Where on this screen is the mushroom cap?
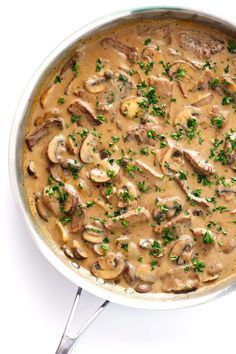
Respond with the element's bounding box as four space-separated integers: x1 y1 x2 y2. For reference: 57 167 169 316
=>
72 240 88 260
47 135 66 164
91 253 124 280
56 220 69 242
42 185 61 217
120 96 144 119
82 225 105 243
90 158 120 183
161 146 185 176
170 235 195 265
174 106 201 131
79 133 98 164
63 184 79 216
84 76 107 93
35 192 49 221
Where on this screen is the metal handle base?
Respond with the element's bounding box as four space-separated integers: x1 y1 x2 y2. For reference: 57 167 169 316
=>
55 287 110 354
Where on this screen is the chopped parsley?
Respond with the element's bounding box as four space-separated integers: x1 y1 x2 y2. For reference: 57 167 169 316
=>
96 58 103 72
192 258 205 272
176 67 186 79
144 38 151 46
54 75 62 84
57 97 65 105
203 229 214 244
211 115 224 128
137 181 149 192
227 40 236 53
150 259 158 270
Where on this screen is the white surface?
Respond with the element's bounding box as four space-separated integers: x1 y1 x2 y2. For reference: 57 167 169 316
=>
1 1 236 353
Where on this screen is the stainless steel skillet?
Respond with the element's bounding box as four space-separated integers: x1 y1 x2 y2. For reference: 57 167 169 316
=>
8 7 236 353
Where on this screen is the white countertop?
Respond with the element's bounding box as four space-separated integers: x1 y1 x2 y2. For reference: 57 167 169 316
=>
1 0 236 353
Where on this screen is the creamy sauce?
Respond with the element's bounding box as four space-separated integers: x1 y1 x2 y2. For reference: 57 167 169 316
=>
23 19 236 294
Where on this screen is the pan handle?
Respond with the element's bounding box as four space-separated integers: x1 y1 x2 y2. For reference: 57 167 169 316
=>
55 287 110 354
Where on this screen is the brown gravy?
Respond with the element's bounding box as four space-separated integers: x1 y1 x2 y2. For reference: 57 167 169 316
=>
23 19 236 294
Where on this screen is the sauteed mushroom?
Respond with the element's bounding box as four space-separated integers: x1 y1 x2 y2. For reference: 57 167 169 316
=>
91 253 124 280
47 135 66 163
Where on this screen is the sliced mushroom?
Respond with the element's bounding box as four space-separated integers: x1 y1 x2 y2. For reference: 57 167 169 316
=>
217 180 236 200
91 253 124 280
161 267 200 293
40 84 53 109
120 96 145 119
174 177 211 208
27 161 37 177
56 220 69 242
154 212 191 234
174 106 201 132
68 99 101 125
61 159 83 175
169 60 197 98
66 135 79 155
153 196 183 224
47 135 66 163
79 133 98 164
135 264 157 283
77 177 92 197
116 237 139 259
25 117 64 150
90 158 120 183
35 192 49 221
139 238 156 249
93 243 106 256
62 241 88 261
118 180 138 208
123 262 136 286
84 71 113 93
183 149 215 176
105 207 151 230
63 184 79 216
82 224 104 243
135 283 152 293
179 31 224 59
135 159 163 179
49 164 65 183
101 37 138 61
42 185 61 217
170 235 194 265
161 146 185 176
72 240 88 260
69 205 86 233
192 92 213 107
139 239 164 258
209 105 229 129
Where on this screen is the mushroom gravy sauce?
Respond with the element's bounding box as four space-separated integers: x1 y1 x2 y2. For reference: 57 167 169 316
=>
23 19 236 294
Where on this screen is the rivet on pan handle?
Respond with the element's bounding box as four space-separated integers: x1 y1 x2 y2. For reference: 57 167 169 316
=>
55 287 110 354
